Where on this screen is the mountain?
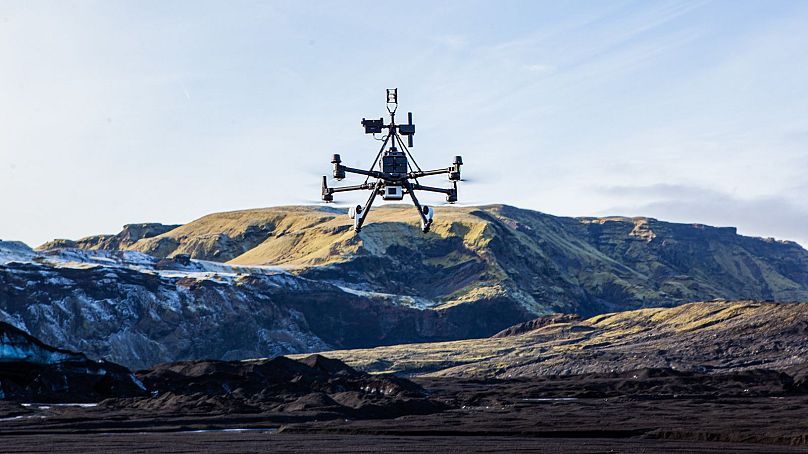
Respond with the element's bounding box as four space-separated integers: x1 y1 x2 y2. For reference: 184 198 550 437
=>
2 204 807 370
55 204 808 316
311 300 808 379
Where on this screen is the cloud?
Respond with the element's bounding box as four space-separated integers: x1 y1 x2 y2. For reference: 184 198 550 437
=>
598 184 808 247
433 34 467 50
524 64 555 74
1 1 808 249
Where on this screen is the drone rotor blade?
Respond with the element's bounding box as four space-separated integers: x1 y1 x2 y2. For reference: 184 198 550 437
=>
291 197 351 207
436 198 486 207
456 174 492 184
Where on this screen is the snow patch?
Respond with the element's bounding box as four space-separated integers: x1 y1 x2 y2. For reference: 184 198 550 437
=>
337 285 438 310
0 240 35 264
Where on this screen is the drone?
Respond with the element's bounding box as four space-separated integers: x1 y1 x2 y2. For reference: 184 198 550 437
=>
321 88 463 233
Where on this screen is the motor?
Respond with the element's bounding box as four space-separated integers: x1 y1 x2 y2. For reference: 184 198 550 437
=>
449 155 463 181
332 154 345 180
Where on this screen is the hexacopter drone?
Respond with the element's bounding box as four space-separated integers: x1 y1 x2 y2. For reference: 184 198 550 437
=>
321 88 463 233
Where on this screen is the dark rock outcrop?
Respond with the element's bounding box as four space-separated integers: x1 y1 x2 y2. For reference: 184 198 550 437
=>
114 354 443 418
493 313 581 337
0 322 146 402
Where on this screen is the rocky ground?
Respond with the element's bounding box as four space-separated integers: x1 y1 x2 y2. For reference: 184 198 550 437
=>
7 433 805 453
1 367 807 452
3 304 808 452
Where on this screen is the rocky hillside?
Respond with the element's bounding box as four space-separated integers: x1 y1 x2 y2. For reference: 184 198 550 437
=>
0 323 441 420
56 205 808 316
312 300 808 378
0 242 531 370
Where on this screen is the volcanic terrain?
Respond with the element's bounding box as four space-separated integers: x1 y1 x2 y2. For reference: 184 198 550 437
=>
2 301 808 452
2 205 808 451
3 205 808 371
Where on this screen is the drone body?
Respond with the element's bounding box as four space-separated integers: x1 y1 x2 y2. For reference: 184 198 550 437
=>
321 89 463 233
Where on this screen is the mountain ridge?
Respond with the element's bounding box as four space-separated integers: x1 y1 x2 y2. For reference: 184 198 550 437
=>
40 204 808 316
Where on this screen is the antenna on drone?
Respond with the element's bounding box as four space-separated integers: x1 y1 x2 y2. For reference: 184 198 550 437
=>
386 88 398 113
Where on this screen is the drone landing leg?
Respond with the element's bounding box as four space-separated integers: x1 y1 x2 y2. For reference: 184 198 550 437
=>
404 181 432 233
355 182 379 233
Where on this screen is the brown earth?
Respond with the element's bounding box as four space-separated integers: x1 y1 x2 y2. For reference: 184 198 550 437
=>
311 300 808 378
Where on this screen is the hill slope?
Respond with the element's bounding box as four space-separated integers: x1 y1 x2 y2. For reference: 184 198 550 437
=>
311 300 808 378
61 204 808 316
0 243 534 369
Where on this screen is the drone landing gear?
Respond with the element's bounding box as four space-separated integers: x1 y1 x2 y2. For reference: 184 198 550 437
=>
346 181 379 233
403 180 433 233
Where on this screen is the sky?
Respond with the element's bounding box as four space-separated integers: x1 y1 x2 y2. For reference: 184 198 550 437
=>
1 0 807 247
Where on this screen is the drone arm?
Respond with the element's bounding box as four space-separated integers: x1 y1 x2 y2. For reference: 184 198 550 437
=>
323 179 373 201
409 183 454 195
329 182 374 193
409 157 462 181
409 168 450 179
339 164 385 180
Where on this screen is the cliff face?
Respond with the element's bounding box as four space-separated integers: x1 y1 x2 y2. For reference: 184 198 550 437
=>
75 205 808 316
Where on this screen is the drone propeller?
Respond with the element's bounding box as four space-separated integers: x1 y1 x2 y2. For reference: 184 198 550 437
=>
437 200 486 207
290 197 352 208
455 172 491 184
431 187 485 206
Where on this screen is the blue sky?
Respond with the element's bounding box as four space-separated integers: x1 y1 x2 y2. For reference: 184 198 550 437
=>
2 0 807 247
